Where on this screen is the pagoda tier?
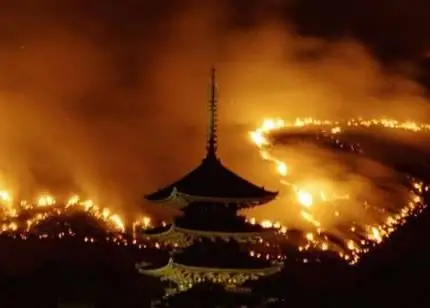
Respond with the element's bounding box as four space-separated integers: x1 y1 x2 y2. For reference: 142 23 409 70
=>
145 68 277 209
136 240 283 297
141 222 277 247
138 68 280 299
145 154 277 208
141 207 278 245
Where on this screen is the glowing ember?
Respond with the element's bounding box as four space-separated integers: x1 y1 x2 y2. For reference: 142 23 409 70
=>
248 117 430 264
297 190 313 208
0 191 11 202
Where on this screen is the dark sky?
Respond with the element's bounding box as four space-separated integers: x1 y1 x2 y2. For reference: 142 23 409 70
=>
3 1 430 61
288 0 430 62
0 0 429 217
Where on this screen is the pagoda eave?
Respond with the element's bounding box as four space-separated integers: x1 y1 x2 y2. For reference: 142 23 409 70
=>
136 257 283 297
140 224 193 247
144 187 188 209
145 188 278 209
136 258 283 279
140 223 278 244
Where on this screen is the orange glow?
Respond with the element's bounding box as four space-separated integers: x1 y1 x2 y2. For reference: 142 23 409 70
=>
248 117 430 264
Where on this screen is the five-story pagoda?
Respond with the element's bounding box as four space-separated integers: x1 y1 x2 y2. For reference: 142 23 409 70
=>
136 69 282 297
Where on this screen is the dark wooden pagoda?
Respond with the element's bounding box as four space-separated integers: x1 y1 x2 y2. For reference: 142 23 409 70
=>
136 68 282 297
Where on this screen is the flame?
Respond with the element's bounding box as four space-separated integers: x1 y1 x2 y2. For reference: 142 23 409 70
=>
37 195 56 207
0 116 427 266
0 191 146 235
248 117 430 264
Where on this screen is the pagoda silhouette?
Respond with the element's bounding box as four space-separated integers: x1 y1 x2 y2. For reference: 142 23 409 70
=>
136 68 283 297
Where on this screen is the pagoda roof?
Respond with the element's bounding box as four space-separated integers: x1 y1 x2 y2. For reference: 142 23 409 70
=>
140 222 277 243
136 257 283 277
136 258 283 297
145 155 277 203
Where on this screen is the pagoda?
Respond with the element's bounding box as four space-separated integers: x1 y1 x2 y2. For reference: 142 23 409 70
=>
136 68 283 297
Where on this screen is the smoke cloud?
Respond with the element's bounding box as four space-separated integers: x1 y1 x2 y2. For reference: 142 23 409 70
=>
0 1 428 220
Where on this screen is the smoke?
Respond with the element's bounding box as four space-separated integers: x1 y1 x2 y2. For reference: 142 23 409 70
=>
244 140 410 232
0 1 428 219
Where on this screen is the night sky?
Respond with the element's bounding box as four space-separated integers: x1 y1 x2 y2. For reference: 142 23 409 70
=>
0 0 429 217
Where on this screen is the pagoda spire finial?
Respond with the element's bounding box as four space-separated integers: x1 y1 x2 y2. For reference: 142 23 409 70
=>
206 67 218 159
